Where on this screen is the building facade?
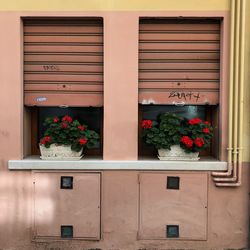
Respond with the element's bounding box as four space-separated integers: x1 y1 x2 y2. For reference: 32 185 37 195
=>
0 0 249 249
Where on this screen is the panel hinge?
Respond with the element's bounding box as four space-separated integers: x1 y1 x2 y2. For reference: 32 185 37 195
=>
137 174 141 184
136 231 140 240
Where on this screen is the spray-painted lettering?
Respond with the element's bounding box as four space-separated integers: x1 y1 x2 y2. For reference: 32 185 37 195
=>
43 65 60 71
168 91 201 102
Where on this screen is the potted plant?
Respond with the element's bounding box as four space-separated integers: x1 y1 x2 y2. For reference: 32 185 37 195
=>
141 113 213 161
39 115 100 160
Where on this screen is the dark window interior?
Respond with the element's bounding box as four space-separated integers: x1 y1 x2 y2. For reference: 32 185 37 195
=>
140 105 207 120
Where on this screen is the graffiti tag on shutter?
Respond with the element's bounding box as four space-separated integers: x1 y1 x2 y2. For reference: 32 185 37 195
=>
43 65 60 71
168 91 201 102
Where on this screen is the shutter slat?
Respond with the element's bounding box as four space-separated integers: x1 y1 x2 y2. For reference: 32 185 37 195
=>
24 18 103 106
139 90 219 105
24 45 103 53
24 73 103 82
139 72 219 80
140 52 219 60
24 35 103 43
25 83 103 92
25 93 103 107
139 82 219 89
24 54 103 63
140 42 219 51
24 64 103 73
24 26 103 33
139 62 219 70
139 19 220 105
140 23 220 31
140 33 220 41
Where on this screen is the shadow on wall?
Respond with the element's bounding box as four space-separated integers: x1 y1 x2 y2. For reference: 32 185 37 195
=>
0 168 103 249
0 169 32 249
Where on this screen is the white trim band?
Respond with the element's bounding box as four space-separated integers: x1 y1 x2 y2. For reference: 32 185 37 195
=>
8 156 227 171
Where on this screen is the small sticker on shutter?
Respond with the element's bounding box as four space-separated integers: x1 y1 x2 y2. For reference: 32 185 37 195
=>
36 97 47 102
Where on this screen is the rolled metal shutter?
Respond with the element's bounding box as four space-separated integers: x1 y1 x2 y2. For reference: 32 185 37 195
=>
24 18 103 106
139 19 220 105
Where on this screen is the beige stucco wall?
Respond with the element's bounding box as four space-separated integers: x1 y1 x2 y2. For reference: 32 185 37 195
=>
243 0 250 163
0 169 248 250
0 0 249 249
0 0 230 11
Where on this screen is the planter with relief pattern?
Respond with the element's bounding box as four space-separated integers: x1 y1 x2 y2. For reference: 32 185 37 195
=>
40 144 83 160
158 145 199 161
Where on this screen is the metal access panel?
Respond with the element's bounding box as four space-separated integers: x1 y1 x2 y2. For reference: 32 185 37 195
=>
138 173 208 240
33 171 101 240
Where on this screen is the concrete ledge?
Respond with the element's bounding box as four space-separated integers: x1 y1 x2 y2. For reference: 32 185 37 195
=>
8 156 228 171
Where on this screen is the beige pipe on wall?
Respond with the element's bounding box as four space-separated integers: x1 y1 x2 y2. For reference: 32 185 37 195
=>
216 0 245 187
212 0 236 179
213 0 245 187
213 0 239 182
212 0 235 178
215 0 240 182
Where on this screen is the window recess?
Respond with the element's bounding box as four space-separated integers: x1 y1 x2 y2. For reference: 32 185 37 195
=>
26 106 103 157
138 18 221 159
139 18 220 105
138 105 219 159
23 18 103 107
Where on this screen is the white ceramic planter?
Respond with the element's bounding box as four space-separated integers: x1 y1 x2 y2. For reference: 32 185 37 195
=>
39 144 83 160
158 145 199 161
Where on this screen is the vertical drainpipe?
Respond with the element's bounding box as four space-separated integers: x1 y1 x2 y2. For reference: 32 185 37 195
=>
213 0 246 187
216 0 245 187
212 0 235 178
237 0 246 185
214 0 240 182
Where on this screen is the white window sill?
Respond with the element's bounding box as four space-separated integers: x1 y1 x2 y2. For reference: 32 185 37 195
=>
8 156 227 171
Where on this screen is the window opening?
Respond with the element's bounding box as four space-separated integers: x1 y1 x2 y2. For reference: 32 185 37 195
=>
26 106 103 157
138 17 221 159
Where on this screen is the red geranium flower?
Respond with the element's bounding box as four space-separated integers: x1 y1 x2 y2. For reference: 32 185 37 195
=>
194 138 204 148
44 136 51 142
53 117 59 123
62 115 73 123
40 139 46 145
79 138 87 145
61 122 68 129
141 120 153 129
181 136 193 148
202 128 210 134
40 136 51 145
204 121 210 125
78 125 85 131
189 118 202 125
